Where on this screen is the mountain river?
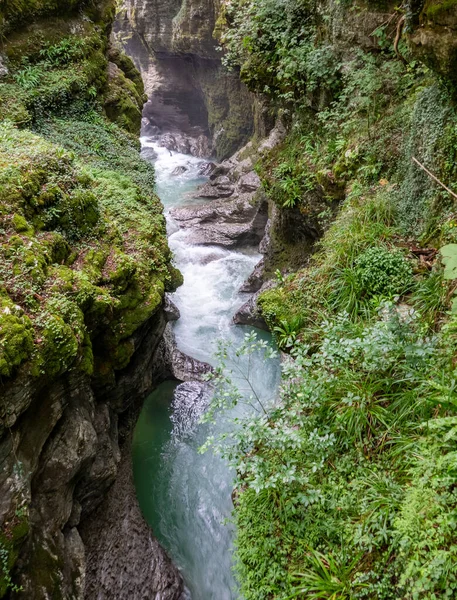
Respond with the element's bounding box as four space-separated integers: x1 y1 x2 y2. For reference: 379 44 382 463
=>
132 139 280 599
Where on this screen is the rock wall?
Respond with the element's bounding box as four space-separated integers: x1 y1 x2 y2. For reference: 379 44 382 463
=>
112 0 257 159
0 2 185 598
1 304 184 599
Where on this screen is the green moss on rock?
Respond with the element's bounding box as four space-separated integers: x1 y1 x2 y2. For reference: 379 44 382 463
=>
0 117 178 382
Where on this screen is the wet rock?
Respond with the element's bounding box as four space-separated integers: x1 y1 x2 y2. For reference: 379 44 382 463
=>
141 119 160 137
171 348 213 382
239 259 265 293
140 146 158 162
170 193 268 248
171 165 188 176
198 162 217 176
157 132 212 158
1 305 183 598
233 294 268 330
80 427 184 600
195 181 235 199
162 324 213 382
233 282 275 331
164 294 181 322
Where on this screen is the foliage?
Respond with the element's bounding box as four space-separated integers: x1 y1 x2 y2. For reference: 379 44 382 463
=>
0 119 173 380
214 2 457 600
354 246 413 298
220 0 318 104
206 303 457 599
440 244 457 280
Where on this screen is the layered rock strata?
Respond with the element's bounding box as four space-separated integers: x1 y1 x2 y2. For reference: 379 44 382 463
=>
112 0 257 159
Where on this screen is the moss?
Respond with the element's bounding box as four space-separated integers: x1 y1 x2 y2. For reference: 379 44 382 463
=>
103 62 144 134
107 47 145 96
31 313 79 377
0 116 175 380
166 266 184 292
423 0 457 18
0 0 179 389
11 214 32 234
0 295 34 378
0 507 29 597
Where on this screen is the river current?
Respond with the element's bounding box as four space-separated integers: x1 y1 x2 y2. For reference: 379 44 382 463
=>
132 139 280 599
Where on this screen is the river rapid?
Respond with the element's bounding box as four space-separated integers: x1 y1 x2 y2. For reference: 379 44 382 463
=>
132 139 280 599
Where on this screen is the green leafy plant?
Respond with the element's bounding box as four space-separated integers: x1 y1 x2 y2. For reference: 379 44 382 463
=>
354 246 413 298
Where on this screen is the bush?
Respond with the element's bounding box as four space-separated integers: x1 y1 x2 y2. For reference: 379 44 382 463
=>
354 246 413 298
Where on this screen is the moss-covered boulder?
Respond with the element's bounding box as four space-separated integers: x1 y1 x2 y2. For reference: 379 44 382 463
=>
0 121 176 387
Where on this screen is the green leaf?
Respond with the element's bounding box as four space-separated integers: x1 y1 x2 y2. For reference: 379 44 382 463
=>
440 244 457 280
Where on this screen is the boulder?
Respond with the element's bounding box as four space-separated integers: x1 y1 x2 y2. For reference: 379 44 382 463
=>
169 193 268 248
198 162 217 176
239 259 265 293
171 165 188 176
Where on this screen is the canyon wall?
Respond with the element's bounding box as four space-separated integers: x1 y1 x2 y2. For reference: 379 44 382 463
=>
113 0 261 159
0 2 185 597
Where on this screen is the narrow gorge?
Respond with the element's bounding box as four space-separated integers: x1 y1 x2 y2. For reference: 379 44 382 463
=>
2 0 457 599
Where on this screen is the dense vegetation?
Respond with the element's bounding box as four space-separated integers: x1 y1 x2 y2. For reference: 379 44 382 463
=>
207 0 457 598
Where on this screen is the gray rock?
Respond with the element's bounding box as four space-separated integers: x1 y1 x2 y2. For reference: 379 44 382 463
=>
213 175 231 185
80 428 184 600
239 258 265 293
1 306 183 599
233 281 276 330
169 193 268 248
163 323 213 382
198 162 217 176
171 165 188 176
164 294 181 321
258 119 287 154
140 146 158 162
0 55 8 78
209 164 231 180
195 181 235 199
233 294 269 330
239 171 261 193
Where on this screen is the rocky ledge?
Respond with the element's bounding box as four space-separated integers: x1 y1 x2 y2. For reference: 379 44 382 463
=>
168 125 288 248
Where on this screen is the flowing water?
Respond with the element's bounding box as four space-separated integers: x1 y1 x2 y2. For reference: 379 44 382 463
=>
132 139 280 599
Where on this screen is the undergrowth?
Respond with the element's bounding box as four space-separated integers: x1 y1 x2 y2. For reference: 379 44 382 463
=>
212 0 457 598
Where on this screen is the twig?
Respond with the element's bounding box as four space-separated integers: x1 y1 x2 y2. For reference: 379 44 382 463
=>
394 15 406 64
412 156 457 201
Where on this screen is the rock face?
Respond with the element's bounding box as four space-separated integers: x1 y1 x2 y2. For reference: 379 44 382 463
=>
112 0 256 159
80 420 184 600
162 323 213 382
169 140 269 247
1 306 184 600
407 1 457 81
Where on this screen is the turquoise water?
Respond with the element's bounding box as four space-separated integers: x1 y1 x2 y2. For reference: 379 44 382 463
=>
132 140 280 599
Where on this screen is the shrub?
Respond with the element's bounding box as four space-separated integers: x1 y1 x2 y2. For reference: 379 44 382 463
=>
354 246 413 298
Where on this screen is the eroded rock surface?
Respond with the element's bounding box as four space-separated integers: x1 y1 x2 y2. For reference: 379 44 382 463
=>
80 425 184 600
2 307 185 600
112 0 256 159
169 139 270 248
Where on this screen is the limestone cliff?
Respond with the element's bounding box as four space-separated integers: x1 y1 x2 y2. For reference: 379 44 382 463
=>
113 0 257 159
